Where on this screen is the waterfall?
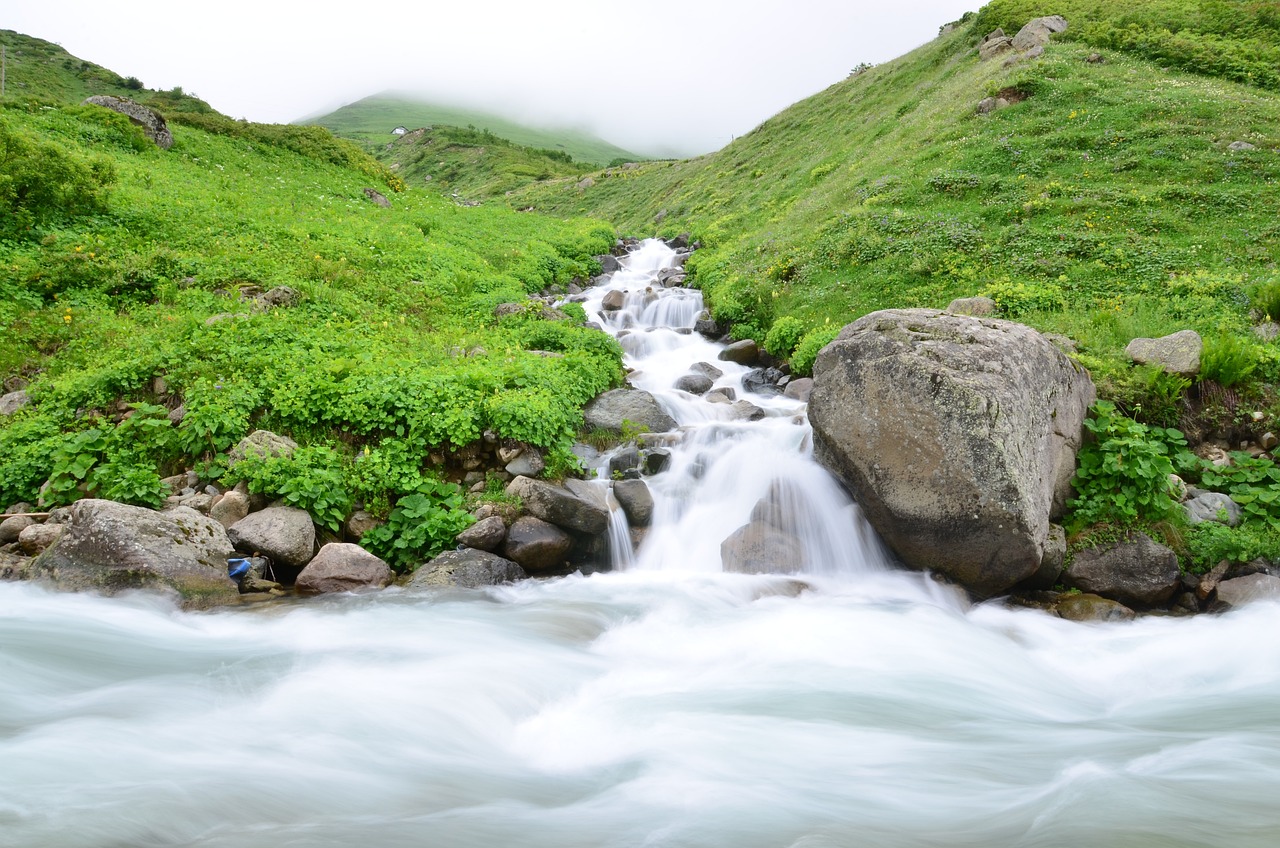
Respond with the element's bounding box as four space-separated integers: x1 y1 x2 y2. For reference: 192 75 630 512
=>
578 239 891 579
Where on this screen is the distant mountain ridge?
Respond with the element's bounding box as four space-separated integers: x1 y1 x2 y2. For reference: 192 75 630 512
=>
303 93 642 166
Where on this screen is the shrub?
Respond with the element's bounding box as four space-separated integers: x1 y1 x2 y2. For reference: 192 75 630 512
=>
789 325 841 378
0 116 115 235
1251 281 1280 323
223 444 353 533
764 316 806 358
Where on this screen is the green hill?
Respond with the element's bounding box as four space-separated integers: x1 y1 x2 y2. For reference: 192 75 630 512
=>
305 93 642 166
374 124 594 200
0 44 620 568
512 3 1280 562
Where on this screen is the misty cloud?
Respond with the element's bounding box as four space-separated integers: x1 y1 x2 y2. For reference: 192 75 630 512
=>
8 0 977 156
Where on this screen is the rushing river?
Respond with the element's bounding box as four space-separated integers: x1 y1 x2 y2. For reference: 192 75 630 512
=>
3 241 1280 848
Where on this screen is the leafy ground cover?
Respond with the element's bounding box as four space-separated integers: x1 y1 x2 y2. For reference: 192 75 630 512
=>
511 2 1280 566
0 95 618 565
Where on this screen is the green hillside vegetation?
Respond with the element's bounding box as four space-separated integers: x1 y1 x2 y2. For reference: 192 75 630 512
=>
307 93 641 166
375 124 593 200
0 94 618 566
512 4 1280 564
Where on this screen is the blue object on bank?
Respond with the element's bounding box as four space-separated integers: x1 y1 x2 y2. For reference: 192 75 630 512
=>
227 557 251 580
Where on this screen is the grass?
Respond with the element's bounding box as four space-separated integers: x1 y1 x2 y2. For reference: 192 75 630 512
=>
305 92 642 166
0 97 620 537
375 124 594 200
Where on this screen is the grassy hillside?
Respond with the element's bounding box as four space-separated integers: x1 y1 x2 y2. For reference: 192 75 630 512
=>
0 29 218 115
374 124 594 200
307 93 641 166
0 93 618 565
513 4 1280 563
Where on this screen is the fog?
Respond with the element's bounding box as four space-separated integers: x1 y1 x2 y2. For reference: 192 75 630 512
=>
7 0 977 156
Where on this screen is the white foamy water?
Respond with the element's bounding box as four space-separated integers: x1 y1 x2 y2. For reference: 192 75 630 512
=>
5 240 1280 846
4 577 1280 848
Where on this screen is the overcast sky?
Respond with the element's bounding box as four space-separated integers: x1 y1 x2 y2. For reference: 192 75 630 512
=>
7 1 977 155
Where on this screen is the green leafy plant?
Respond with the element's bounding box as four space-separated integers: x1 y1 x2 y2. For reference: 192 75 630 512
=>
223 444 352 533
360 478 474 572
1067 400 1190 531
1200 333 1258 387
44 403 178 508
764 316 806 358
1199 453 1280 530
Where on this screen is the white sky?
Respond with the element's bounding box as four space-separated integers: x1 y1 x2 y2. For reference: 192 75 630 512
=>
6 1 977 155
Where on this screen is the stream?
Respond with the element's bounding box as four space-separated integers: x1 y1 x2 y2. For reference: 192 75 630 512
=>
3 241 1280 847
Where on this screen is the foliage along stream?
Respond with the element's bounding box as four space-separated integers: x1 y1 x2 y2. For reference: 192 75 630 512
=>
3 241 1280 847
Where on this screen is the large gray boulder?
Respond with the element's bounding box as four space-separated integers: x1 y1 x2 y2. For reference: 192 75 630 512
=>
1064 532 1181 608
583 389 677 434
81 95 174 149
1214 573 1280 608
1125 330 1202 377
455 515 507 552
227 506 316 569
32 500 237 607
1011 15 1068 52
295 543 392 594
612 479 654 527
809 309 1095 597
506 476 609 536
409 549 527 589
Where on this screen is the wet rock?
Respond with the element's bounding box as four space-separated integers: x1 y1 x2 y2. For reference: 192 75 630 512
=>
731 400 767 421
1055 593 1136 622
584 389 677 434
229 430 298 466
608 447 642 479
718 339 759 366
743 368 784 396
1184 492 1243 527
784 378 814 402
809 308 1095 597
601 290 625 311
503 516 572 572
295 543 392 594
643 449 673 475
456 516 507 552
1065 532 1180 608
596 254 622 274
1214 573 1280 608
410 548 527 589
675 373 714 395
227 506 316 569
18 522 62 556
690 362 724 381
695 314 723 339
506 476 609 536
32 500 236 607
721 521 804 574
1125 330 1202 377
1022 524 1067 590
81 95 173 149
613 479 654 526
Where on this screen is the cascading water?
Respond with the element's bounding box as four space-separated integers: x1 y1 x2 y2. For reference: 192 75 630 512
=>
578 240 892 581
3 240 1280 848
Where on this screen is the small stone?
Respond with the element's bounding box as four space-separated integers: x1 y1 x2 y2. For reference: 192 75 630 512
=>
1261 432 1278 450
718 340 759 366
1227 141 1257 152
456 516 506 552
